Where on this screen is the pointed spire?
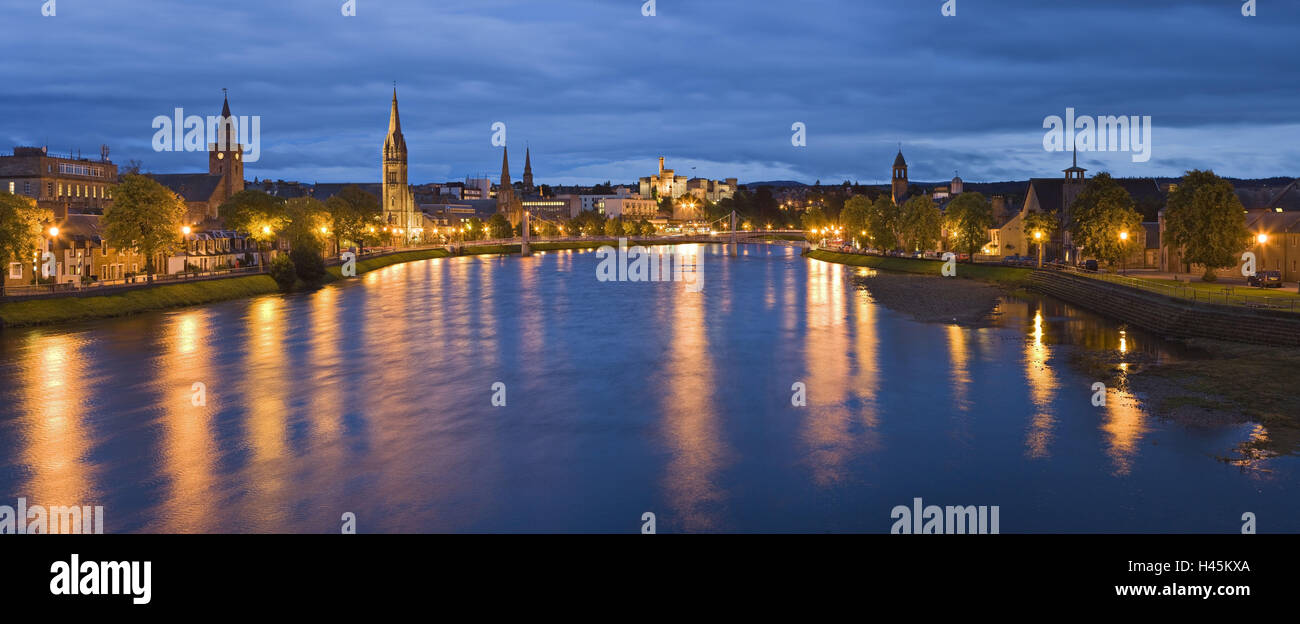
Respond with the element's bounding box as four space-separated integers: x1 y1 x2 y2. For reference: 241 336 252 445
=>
388 85 401 135
524 147 532 176
221 88 231 118
500 146 511 184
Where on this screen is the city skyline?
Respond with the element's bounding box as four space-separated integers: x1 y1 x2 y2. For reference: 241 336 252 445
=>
1 0 1296 185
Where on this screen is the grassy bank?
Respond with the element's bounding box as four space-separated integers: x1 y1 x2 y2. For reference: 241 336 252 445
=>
0 274 281 327
325 248 450 280
806 249 1033 287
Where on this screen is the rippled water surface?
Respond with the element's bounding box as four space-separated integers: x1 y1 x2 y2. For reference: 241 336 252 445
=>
1 245 1295 532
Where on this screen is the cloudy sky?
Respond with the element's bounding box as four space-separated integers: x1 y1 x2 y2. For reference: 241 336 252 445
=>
1 0 1296 185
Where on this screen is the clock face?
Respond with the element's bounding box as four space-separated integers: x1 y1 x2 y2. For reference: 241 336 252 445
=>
217 152 224 160
235 153 240 160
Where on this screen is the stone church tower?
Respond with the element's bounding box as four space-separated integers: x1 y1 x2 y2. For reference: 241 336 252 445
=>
891 149 909 205
497 146 522 226
382 88 418 241
208 91 245 208
522 147 534 196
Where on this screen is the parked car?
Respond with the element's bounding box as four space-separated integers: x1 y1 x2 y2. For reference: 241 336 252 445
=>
956 253 971 262
1247 270 1283 288
911 250 925 259
1082 259 1099 272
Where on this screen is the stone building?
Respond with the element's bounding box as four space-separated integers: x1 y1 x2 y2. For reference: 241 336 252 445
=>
381 88 420 242
148 94 246 226
639 157 736 202
0 145 117 218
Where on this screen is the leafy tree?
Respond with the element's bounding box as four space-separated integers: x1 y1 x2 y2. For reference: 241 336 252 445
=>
1069 173 1145 271
640 220 657 236
604 217 624 237
840 195 871 246
623 220 639 237
944 192 993 259
1021 210 1059 264
867 195 902 250
283 197 330 254
1164 169 1252 281
0 193 52 296
900 195 943 251
219 189 288 269
326 185 382 252
289 246 326 285
801 205 828 242
102 175 188 282
487 213 513 239
464 217 483 241
268 254 296 292
541 222 560 237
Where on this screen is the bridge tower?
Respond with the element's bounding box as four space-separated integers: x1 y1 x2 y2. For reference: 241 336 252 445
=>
521 210 531 257
729 210 738 256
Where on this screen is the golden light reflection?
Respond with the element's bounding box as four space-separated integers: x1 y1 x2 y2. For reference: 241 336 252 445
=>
802 259 857 486
661 274 727 531
18 332 98 513
155 309 218 532
947 324 971 413
242 296 290 530
1024 307 1058 458
1101 378 1147 476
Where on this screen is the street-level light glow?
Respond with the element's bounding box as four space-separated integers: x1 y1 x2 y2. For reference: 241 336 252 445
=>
262 226 272 235
1119 231 1129 241
320 226 329 234
1257 233 1269 244
1034 231 1042 240
48 226 59 237
181 226 192 235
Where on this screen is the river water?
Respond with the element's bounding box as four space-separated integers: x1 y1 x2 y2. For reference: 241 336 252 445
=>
0 244 1295 533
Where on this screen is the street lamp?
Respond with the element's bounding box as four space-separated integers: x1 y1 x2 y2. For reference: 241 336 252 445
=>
1119 230 1129 275
181 225 192 235
1034 230 1044 268
1257 233 1269 244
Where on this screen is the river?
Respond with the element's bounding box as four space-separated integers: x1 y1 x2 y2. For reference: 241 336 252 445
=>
0 244 1295 532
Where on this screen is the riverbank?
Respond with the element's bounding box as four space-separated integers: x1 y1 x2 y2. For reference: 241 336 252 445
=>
806 249 1033 286
808 249 1031 324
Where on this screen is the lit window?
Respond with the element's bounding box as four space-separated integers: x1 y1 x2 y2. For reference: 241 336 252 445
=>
7 263 21 279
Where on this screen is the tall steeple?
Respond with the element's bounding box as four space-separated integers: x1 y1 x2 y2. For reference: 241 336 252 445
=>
522 146 534 196
497 147 522 226
382 86 415 240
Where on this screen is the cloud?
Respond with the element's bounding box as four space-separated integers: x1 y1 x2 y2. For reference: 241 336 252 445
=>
0 0 1295 185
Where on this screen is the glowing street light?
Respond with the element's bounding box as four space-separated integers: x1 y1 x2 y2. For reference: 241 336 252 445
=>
181 225 192 235
1257 233 1269 244
48 226 59 237
261 226 272 235
1033 230 1044 267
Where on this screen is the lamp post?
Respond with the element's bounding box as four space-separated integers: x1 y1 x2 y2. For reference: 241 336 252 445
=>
1119 230 1129 275
1034 230 1044 268
46 226 59 292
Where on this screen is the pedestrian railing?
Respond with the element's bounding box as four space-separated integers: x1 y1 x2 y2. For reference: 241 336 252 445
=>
1055 266 1299 312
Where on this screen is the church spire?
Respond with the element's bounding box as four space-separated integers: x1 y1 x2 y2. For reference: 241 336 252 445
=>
388 86 402 135
221 88 231 118
522 146 534 195
500 146 511 185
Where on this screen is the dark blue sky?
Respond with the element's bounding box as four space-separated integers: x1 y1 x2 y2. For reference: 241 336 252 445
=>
1 0 1295 185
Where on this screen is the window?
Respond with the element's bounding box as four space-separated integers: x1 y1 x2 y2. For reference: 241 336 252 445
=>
7 263 21 279
6 181 12 193
46 182 53 197
23 182 31 195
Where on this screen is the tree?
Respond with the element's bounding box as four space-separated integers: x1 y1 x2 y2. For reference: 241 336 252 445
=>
487 213 513 239
1069 173 1145 271
801 205 828 242
867 195 902 250
326 185 382 252
102 175 187 281
944 192 993 259
899 195 943 251
464 217 484 241
1022 210 1059 264
267 254 296 292
0 193 52 296
541 222 560 238
604 217 624 237
840 195 871 246
219 189 288 269
1164 170 1252 281
623 219 640 237
640 220 657 236
283 197 330 253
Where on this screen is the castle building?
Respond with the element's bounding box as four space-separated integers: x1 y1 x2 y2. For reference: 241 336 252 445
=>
638 156 736 202
382 88 419 241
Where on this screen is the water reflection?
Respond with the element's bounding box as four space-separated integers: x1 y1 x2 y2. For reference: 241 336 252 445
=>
154 310 218 532
1024 306 1058 459
803 259 857 486
17 332 98 511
